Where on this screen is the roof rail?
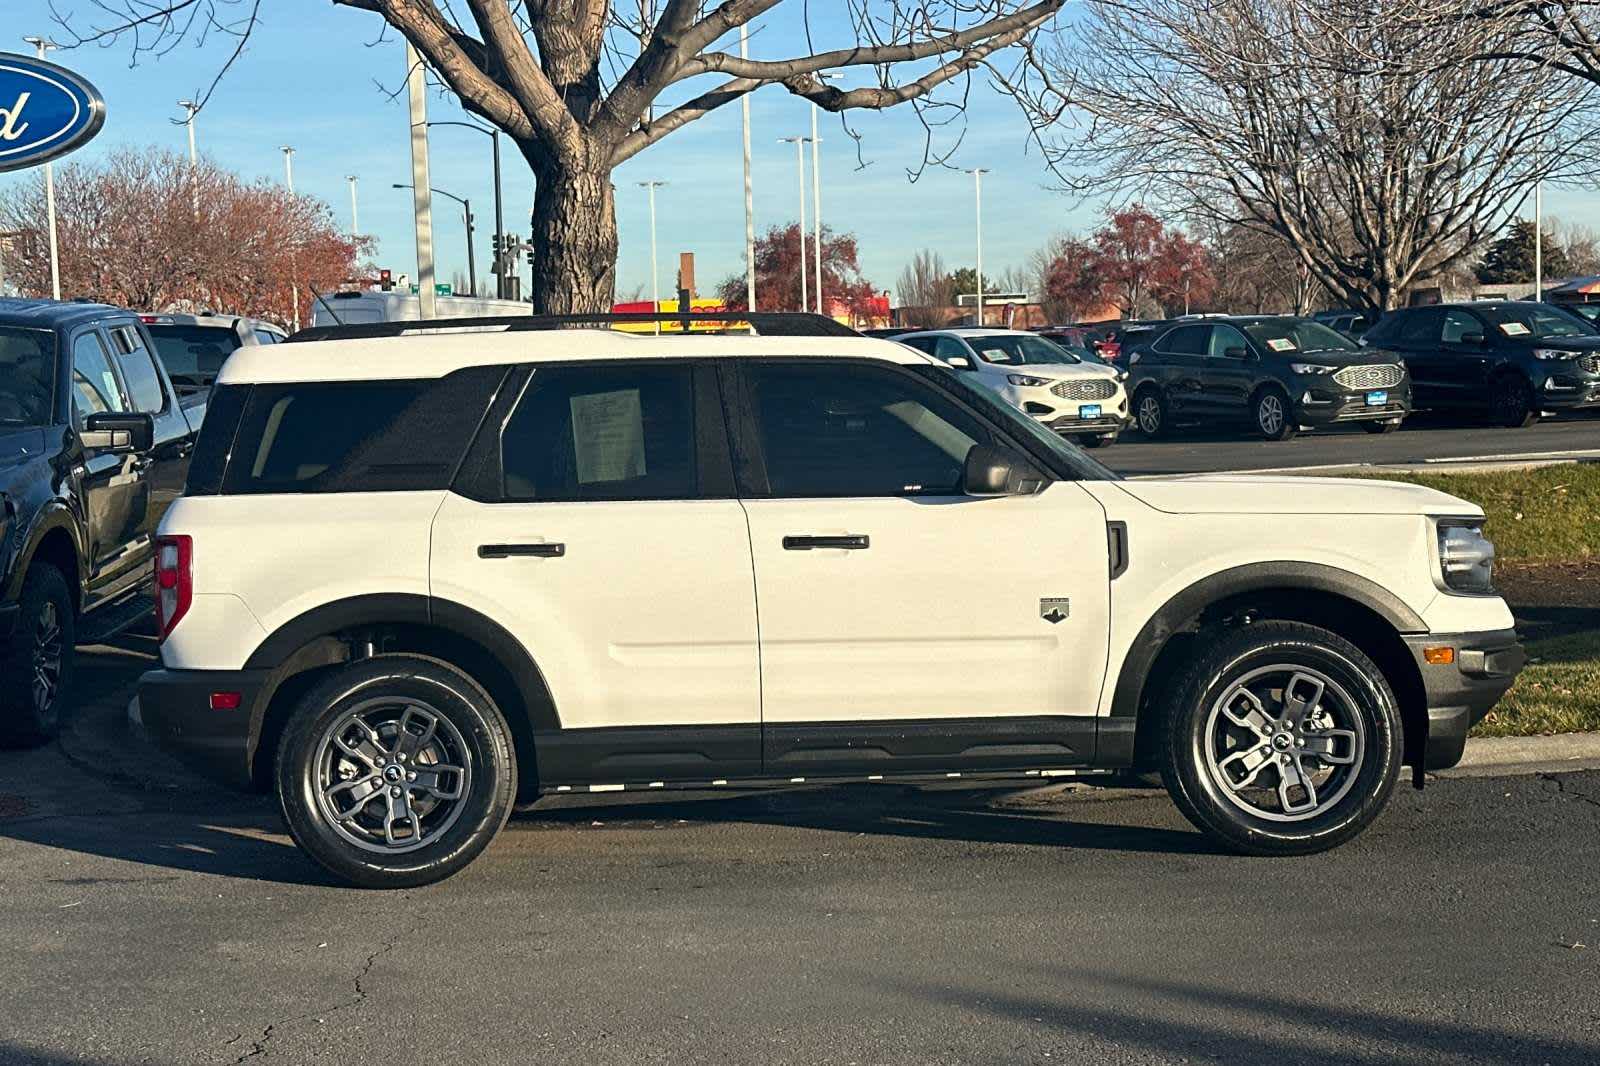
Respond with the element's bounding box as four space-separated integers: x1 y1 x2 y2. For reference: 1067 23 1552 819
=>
286 310 859 343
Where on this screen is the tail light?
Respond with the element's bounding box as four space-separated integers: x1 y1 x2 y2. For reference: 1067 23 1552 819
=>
154 535 193 640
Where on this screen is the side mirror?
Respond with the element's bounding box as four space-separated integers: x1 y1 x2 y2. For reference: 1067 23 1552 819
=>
82 411 154 454
1224 346 1255 361
962 443 1044 497
945 354 973 370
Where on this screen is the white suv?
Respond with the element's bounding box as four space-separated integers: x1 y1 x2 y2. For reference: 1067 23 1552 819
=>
138 317 1524 888
894 328 1130 447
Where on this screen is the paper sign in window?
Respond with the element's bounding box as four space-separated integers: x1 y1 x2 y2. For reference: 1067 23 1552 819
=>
1498 322 1530 336
1266 338 1297 352
570 389 645 484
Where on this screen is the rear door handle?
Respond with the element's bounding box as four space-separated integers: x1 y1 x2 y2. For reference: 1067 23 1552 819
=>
478 543 565 559
783 534 870 551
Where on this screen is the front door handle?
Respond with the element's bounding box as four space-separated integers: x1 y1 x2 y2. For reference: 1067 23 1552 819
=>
783 534 870 551
478 543 565 559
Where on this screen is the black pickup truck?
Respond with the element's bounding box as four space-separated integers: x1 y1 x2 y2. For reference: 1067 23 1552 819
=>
0 299 203 745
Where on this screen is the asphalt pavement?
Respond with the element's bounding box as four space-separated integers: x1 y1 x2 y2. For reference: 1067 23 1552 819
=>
2 637 1597 1065
1099 412 1600 476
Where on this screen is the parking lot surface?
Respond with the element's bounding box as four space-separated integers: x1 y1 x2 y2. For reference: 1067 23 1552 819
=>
2 635 1597 1065
1100 415 1600 475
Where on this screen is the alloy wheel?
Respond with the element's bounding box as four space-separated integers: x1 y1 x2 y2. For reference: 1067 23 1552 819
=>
1138 395 1162 434
1201 664 1366 822
313 698 473 853
30 601 63 715
1256 393 1285 437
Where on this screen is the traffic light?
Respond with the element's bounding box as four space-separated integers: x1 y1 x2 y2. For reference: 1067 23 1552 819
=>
378 268 393 292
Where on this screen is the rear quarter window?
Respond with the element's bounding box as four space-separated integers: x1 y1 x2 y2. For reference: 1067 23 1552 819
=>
217 366 509 495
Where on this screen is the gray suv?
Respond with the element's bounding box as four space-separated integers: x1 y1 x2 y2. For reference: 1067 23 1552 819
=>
139 313 287 394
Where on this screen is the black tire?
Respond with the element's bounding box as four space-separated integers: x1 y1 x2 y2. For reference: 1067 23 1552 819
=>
1134 388 1167 438
1158 621 1402 856
1489 373 1538 428
1253 386 1298 441
1362 419 1401 434
0 563 75 748
1079 432 1117 448
276 655 516 888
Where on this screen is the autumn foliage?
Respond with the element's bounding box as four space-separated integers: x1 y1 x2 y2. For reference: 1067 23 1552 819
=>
717 223 883 323
1045 205 1214 319
0 146 370 327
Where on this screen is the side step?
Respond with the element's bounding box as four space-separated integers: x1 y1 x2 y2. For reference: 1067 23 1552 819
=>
78 593 153 645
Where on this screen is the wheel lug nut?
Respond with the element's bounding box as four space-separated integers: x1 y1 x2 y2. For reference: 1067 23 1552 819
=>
407 772 417 781
390 786 402 797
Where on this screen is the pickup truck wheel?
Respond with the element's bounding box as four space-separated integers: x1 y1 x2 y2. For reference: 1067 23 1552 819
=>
276 655 516 889
0 563 75 748
1159 621 1402 855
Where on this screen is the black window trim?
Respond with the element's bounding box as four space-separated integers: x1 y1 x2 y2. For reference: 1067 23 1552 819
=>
720 355 1074 499
67 325 130 425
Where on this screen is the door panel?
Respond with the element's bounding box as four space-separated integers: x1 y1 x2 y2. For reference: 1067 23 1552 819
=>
1201 324 1256 415
69 329 148 593
1438 309 1493 402
428 362 760 746
1156 325 1210 413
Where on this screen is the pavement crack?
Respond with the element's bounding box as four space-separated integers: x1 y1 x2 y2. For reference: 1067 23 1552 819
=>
1540 772 1600 809
225 914 421 1062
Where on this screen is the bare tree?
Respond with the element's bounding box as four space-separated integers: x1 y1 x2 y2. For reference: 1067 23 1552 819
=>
61 0 1065 314
894 248 955 326
1042 0 1599 314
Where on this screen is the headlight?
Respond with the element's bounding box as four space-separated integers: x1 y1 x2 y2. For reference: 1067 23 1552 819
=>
1007 374 1050 387
1531 348 1578 361
1290 363 1337 375
1115 369 1129 381
1437 520 1495 593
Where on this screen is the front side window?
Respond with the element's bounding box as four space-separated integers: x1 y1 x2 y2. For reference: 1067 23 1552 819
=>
0 326 55 428
745 362 989 498
1441 310 1484 345
72 332 126 422
500 364 696 501
1207 324 1252 359
931 336 972 364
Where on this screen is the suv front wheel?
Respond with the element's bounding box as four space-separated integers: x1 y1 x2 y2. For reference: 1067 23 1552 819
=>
1253 387 1298 441
1159 621 1402 855
277 655 517 888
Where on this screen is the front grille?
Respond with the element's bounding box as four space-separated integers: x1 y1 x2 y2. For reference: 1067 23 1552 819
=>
1049 378 1116 401
1581 353 1599 375
1332 364 1403 389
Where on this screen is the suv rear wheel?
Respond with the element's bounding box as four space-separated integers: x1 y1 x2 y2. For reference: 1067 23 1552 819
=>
0 563 75 748
1158 621 1402 855
276 655 516 888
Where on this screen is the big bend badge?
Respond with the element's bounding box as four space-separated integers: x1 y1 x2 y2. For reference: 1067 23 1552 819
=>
1039 598 1070 625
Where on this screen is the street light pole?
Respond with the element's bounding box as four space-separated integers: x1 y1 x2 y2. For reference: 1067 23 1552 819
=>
178 100 200 216
428 121 506 298
1534 178 1544 302
280 146 295 192
394 184 474 296
965 168 990 326
347 175 360 235
637 181 666 334
405 43 438 319
281 145 299 328
740 25 756 312
24 37 61 300
779 137 809 312
811 72 842 318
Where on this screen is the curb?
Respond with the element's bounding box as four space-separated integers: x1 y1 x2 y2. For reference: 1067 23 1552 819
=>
1435 732 1600 778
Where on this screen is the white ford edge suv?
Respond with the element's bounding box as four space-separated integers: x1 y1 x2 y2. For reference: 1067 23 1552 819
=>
894 328 1131 447
137 315 1524 888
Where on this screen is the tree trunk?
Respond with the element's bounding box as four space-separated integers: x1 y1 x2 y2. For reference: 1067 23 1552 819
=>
527 158 617 314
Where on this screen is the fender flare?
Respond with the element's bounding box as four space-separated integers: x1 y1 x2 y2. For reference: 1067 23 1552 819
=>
4 502 83 603
243 593 560 731
1108 561 1428 720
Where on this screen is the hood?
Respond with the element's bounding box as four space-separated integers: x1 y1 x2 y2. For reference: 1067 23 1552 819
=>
1117 474 1480 517
1001 361 1120 381
1273 346 1400 367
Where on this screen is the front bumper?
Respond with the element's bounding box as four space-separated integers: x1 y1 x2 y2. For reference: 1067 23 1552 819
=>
1294 385 1411 426
138 667 272 790
1537 374 1600 411
1044 413 1130 436
1403 628 1526 770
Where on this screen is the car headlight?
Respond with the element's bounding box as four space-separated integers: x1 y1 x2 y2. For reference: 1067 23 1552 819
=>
1290 363 1337 375
1531 348 1578 361
1007 374 1050 387
1437 520 1495 593
1115 369 1129 381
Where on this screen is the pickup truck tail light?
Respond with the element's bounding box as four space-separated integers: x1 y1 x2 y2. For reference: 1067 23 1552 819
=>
154 535 193 640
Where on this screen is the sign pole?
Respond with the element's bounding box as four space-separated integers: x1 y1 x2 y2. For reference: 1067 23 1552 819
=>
23 37 62 300
406 43 438 320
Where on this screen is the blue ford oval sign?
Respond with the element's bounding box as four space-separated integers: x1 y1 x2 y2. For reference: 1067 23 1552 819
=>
0 53 106 173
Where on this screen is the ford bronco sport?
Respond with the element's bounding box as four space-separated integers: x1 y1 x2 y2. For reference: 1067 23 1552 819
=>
137 314 1525 888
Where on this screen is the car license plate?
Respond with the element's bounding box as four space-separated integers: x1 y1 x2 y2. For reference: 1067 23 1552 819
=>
1079 403 1102 419
1366 391 1387 406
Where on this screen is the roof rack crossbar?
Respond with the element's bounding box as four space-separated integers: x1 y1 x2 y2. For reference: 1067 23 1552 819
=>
287 311 859 343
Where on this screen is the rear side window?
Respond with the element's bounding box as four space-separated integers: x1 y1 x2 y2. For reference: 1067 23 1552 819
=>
500 364 696 501
1158 325 1210 355
146 325 241 385
0 326 55 428
218 366 508 495
113 329 168 414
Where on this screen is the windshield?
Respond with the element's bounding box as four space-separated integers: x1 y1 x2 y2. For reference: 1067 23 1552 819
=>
1569 304 1600 323
1242 319 1360 355
967 334 1081 366
145 324 241 385
1481 304 1599 340
910 364 1119 482
0 327 56 428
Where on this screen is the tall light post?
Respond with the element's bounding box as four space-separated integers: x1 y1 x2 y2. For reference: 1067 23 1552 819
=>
740 25 756 312
23 36 61 300
965 167 990 326
177 100 200 216
346 175 360 235
280 145 296 192
394 184 475 296
637 181 666 334
428 121 507 298
281 146 299 328
810 72 842 317
779 136 810 312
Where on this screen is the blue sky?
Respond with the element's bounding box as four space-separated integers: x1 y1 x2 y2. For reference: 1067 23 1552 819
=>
5 2 1593 302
